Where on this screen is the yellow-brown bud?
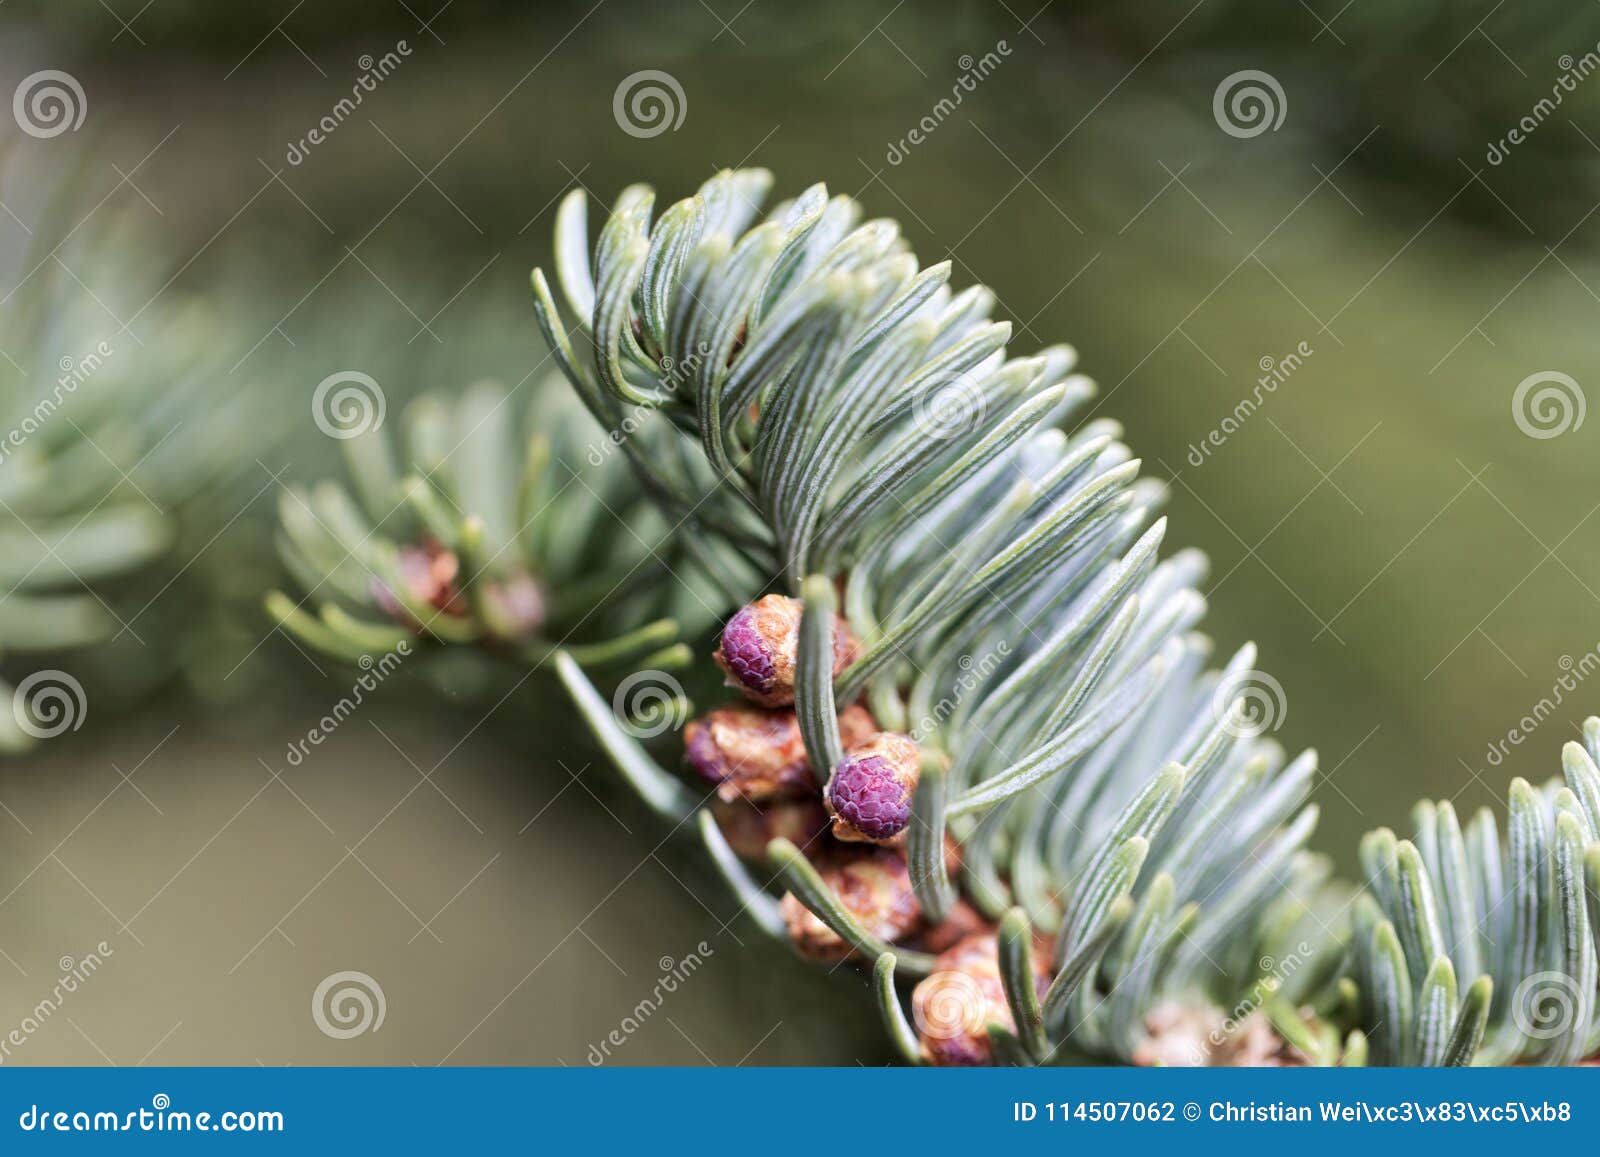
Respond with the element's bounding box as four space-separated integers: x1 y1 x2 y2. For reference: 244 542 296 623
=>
683 703 875 804
912 932 1049 1066
779 847 919 963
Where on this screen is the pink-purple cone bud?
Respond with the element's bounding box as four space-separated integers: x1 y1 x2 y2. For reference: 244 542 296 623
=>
713 594 858 708
826 732 920 843
482 571 546 640
371 540 466 626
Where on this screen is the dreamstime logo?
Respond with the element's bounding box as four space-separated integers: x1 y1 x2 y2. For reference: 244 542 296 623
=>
1511 970 1583 1041
1186 341 1313 467
12 70 87 138
1512 371 1585 440
312 970 386 1039
612 670 688 739
284 641 411 767
1484 644 1600 768
585 342 712 465
1211 668 1286 738
12 670 87 740
0 340 114 467
613 70 686 139
885 40 1012 164
912 969 988 1041
1487 44 1600 165
312 370 386 440
1188 941 1314 1063
585 942 713 1064
0 941 113 1064
285 40 411 165
1212 70 1286 139
908 642 1011 743
913 371 987 442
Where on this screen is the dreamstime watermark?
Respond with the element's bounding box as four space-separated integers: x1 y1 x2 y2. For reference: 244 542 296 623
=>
912 968 988 1041
0 943 113 1064
912 368 989 443
1211 667 1286 739
312 370 387 439
285 41 412 165
1511 370 1585 440
0 341 114 467
585 943 714 1064
908 642 1011 743
1484 644 1600 768
1213 70 1286 139
885 41 1012 165
613 70 686 138
12 70 86 138
1189 940 1314 1063
312 970 386 1039
585 342 712 466
1511 970 1584 1041
11 670 87 740
1487 46 1600 165
284 642 411 767
17 1096 284 1134
611 669 688 739
1186 341 1313 467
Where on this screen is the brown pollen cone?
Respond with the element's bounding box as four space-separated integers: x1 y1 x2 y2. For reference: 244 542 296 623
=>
1131 1002 1308 1067
683 703 875 805
779 846 920 963
908 900 992 956
711 797 830 861
912 932 1050 1067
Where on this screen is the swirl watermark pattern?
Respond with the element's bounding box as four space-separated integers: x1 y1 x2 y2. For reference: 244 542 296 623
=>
312 370 387 440
1511 970 1583 1041
13 70 87 138
1512 371 1585 439
613 70 686 139
913 371 987 442
312 970 386 1039
1211 668 1287 738
12 670 87 740
912 969 988 1041
1213 70 1286 139
612 670 689 739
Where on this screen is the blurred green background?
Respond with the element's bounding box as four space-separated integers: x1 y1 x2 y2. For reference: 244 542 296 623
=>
1 0 1598 1063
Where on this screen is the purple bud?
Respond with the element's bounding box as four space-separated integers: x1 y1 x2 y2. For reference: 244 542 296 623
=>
826 732 921 843
829 755 912 840
713 594 858 708
717 605 780 698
